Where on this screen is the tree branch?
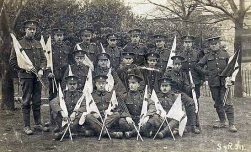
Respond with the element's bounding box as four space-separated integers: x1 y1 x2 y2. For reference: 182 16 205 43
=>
227 0 238 14
244 4 251 14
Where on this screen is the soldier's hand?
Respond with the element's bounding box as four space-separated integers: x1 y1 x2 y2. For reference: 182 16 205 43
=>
105 110 113 116
126 117 133 124
60 111 68 121
160 111 167 119
225 77 232 88
38 69 43 77
93 113 100 118
70 112 76 121
48 72 55 78
142 116 149 125
191 83 195 89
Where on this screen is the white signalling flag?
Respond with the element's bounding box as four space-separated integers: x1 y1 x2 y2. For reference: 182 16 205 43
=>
105 68 114 92
151 89 166 119
106 90 118 114
83 67 93 95
138 85 149 127
58 83 69 127
46 35 53 70
167 94 187 137
166 36 176 68
10 33 33 71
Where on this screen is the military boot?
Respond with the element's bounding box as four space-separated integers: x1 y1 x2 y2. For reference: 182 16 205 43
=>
110 131 123 139
124 129 137 138
213 109 227 128
23 126 33 135
225 106 237 132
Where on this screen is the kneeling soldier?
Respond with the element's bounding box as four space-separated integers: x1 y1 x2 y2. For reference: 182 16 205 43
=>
154 77 200 139
119 74 156 138
84 75 123 138
50 74 86 140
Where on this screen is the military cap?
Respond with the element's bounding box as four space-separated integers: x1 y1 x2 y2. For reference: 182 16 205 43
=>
145 52 160 60
158 77 173 85
206 36 221 44
128 74 143 82
23 19 39 28
93 75 108 82
51 28 66 34
122 52 135 58
153 34 167 40
80 28 94 34
65 72 79 83
106 33 118 40
181 35 195 42
96 53 110 60
171 55 185 64
128 28 141 35
72 49 87 56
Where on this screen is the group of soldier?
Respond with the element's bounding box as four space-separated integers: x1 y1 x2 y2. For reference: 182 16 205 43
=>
9 18 237 141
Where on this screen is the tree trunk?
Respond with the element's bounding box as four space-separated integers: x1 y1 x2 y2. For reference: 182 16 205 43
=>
233 17 244 98
0 6 15 110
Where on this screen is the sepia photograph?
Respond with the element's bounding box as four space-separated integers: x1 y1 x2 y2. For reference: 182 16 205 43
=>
0 0 250 151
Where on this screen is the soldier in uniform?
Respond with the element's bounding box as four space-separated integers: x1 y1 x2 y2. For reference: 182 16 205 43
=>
165 55 192 96
123 28 147 66
153 77 200 139
195 36 237 132
105 33 122 69
93 52 126 93
61 49 89 90
178 35 204 128
119 74 156 138
117 52 143 91
141 52 163 92
151 34 170 72
74 28 99 62
84 75 124 138
50 74 87 139
9 19 48 135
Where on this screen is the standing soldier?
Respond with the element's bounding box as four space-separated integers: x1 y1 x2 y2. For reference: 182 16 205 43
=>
61 49 89 90
196 36 237 132
74 28 99 62
105 33 122 70
119 74 156 138
123 28 147 66
141 52 163 92
9 19 49 135
178 35 204 128
50 74 87 140
117 52 143 91
151 34 170 72
84 75 123 138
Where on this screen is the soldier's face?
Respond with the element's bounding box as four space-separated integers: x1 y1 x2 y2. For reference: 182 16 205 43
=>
210 42 220 51
183 41 193 49
54 33 64 42
98 59 109 68
128 81 140 91
96 81 107 91
67 82 78 91
108 39 117 47
131 35 140 44
122 57 134 66
25 27 36 38
173 63 182 71
160 83 171 93
74 55 85 65
155 40 165 48
147 58 158 67
81 33 92 42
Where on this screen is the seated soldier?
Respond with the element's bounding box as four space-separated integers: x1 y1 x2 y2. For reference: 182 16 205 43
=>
141 52 163 92
153 77 200 139
117 52 143 91
93 52 126 93
119 74 156 138
84 75 123 138
50 74 87 140
61 49 89 90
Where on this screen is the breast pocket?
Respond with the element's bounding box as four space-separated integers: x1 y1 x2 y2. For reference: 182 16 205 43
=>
207 57 215 70
218 57 227 68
